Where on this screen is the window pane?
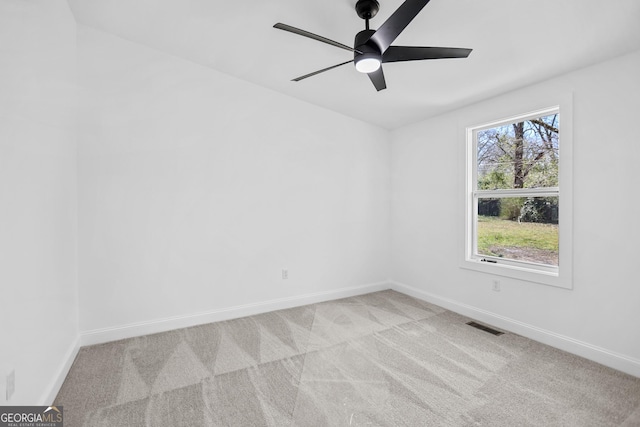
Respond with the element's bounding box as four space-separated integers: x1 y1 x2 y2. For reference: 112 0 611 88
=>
477 197 559 266
477 114 559 190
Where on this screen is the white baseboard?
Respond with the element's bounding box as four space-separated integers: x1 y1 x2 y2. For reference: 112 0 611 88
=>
42 335 80 405
390 280 640 378
80 281 391 347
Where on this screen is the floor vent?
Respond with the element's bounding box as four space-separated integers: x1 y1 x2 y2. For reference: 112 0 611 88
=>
466 321 504 336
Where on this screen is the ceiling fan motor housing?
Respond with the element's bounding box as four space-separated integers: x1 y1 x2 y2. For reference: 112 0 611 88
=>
354 29 382 71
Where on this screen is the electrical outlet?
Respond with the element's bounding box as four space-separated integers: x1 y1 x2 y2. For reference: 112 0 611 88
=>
492 280 501 292
282 269 288 280
6 369 15 401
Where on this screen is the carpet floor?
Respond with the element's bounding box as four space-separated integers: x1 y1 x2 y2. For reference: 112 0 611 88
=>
55 290 640 426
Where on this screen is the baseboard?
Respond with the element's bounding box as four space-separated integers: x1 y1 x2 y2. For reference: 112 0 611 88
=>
80 281 391 347
390 280 640 378
41 335 80 405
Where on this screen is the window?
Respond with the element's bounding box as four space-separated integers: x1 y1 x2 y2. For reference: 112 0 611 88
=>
464 106 572 288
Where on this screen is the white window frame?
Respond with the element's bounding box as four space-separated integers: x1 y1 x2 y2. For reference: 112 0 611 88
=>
463 105 573 289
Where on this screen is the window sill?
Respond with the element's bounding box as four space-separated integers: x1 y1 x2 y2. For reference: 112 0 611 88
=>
460 258 572 289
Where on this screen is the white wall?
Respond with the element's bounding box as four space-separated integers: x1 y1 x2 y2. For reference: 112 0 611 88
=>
391 50 640 372
76 28 390 335
0 0 78 405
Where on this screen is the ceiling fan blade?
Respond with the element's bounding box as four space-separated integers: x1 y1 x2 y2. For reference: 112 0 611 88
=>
274 23 360 53
367 67 387 91
292 60 354 82
383 46 472 62
369 0 431 53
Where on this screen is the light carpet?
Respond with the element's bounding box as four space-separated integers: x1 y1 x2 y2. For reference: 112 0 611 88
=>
55 290 640 426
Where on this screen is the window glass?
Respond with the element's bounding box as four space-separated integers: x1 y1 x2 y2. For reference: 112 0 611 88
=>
477 114 559 190
476 196 559 266
469 109 560 272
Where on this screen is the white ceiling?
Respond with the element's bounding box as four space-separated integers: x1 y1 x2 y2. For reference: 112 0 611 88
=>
67 0 640 129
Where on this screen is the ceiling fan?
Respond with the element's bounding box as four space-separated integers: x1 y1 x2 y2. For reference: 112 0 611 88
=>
274 0 472 91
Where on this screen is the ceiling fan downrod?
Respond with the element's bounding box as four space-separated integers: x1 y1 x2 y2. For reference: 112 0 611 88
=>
356 0 380 30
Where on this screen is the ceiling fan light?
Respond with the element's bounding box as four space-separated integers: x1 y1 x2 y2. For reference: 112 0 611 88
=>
355 57 381 73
